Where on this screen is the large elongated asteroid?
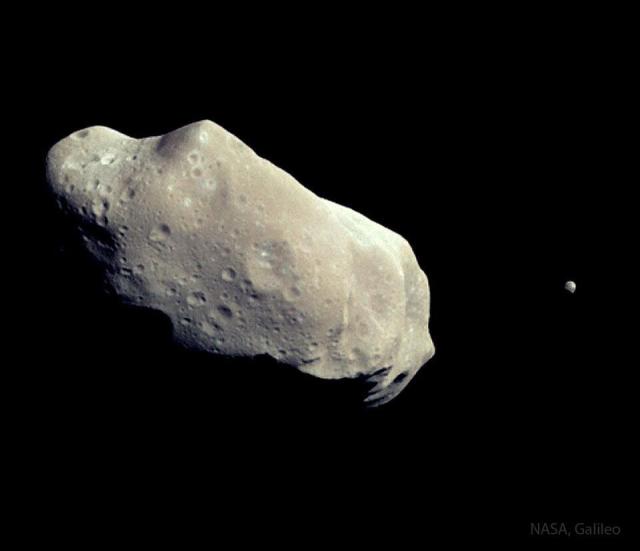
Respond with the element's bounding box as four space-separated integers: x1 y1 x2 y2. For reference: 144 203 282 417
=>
46 120 435 406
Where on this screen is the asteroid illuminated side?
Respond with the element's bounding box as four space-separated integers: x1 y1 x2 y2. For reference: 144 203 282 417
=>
45 120 435 406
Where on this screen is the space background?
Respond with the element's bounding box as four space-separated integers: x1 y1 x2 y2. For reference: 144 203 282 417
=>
9 9 633 545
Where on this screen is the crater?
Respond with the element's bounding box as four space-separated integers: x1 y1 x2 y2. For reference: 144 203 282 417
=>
217 305 233 318
149 224 171 242
221 267 237 282
187 291 207 306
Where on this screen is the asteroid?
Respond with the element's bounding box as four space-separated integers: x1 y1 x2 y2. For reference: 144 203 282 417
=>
565 280 576 294
45 120 435 406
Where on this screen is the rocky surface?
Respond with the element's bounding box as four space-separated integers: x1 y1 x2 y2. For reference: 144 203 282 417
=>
45 120 435 406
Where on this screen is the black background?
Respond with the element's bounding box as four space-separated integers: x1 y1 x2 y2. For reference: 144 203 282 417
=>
12 8 634 546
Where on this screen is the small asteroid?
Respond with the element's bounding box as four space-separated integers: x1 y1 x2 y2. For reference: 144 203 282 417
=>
565 280 576 294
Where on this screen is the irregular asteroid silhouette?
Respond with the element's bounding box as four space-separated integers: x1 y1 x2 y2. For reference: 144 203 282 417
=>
46 120 435 406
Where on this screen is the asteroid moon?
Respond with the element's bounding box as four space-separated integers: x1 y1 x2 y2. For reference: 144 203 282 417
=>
46 120 435 406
